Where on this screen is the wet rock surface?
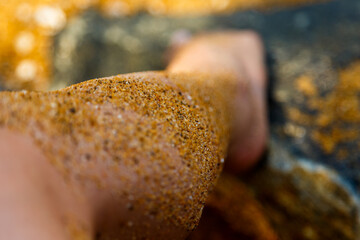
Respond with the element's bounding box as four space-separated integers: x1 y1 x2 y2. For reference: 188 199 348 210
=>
248 139 359 239
50 0 359 238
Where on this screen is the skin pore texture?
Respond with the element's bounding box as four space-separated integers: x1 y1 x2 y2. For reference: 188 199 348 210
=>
0 32 267 239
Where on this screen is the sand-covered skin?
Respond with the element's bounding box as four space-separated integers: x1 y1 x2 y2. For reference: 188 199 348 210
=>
0 71 239 239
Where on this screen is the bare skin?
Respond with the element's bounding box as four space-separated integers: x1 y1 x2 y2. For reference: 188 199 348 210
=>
0 31 267 239
0 130 92 240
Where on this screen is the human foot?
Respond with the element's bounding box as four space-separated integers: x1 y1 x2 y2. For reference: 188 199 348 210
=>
0 71 238 239
0 31 267 239
167 31 268 173
223 32 268 173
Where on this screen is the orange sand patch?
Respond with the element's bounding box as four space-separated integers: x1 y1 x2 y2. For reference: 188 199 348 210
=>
290 61 360 156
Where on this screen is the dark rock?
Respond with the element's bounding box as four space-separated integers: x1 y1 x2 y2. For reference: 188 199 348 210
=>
248 139 359 239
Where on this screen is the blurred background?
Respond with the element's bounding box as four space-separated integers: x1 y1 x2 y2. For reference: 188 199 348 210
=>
1 0 360 239
0 0 332 90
